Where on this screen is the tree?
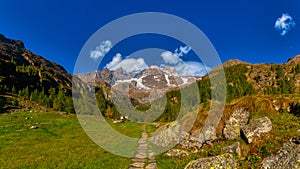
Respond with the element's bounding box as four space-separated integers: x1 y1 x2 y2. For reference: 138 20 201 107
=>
53 89 65 111
64 97 75 114
11 97 18 106
275 65 284 79
0 96 6 109
105 107 113 118
48 88 56 108
11 85 16 94
24 87 29 100
30 89 39 102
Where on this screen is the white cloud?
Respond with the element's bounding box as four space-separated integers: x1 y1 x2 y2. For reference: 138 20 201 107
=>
161 45 192 65
104 45 209 77
90 40 113 60
177 46 192 56
160 45 210 76
106 53 122 69
106 53 148 72
275 13 296 36
161 51 180 64
174 62 211 76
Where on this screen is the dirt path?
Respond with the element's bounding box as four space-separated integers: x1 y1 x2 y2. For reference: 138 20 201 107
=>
129 124 157 169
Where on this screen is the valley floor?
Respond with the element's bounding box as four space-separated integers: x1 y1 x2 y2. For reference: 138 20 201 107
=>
1 104 300 168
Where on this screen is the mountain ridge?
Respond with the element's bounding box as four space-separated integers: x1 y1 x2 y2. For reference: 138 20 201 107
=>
0 34 72 94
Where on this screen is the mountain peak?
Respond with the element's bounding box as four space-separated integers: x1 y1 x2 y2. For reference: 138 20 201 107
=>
222 59 248 67
0 33 71 94
0 34 24 48
286 54 300 64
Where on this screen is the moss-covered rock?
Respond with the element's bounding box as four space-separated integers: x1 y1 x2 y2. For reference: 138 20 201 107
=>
184 153 236 169
223 107 250 140
241 116 272 143
261 137 300 169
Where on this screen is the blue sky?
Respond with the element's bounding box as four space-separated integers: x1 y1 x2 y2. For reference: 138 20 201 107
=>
0 0 299 74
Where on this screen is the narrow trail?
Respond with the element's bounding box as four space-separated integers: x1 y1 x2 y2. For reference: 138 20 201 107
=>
129 124 157 169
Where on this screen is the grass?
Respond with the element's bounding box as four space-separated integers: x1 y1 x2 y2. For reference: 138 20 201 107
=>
0 111 143 169
1 95 300 168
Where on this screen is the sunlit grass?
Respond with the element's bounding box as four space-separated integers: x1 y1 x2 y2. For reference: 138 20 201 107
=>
0 111 139 169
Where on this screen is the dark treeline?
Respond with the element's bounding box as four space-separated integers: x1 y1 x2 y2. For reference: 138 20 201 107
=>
95 87 120 119
13 86 74 113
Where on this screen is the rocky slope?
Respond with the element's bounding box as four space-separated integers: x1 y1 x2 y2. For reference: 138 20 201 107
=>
0 34 72 94
75 65 201 104
148 55 300 168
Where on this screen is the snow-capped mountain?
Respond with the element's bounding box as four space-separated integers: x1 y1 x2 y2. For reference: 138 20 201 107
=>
113 66 200 90
76 66 202 103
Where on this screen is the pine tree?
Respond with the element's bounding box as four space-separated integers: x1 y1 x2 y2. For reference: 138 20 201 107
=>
64 97 75 114
24 87 29 100
11 97 18 106
48 88 56 108
0 96 6 109
11 85 16 94
53 89 65 111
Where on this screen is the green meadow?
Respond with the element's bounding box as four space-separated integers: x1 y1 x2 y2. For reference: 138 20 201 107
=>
0 111 143 169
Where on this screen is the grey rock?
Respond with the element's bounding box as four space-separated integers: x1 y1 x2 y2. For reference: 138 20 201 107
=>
149 122 188 148
113 120 123 124
145 163 157 169
30 125 39 129
130 162 145 168
131 158 146 163
198 125 218 144
184 153 237 169
179 134 203 153
166 149 189 157
179 126 217 153
223 108 250 140
241 116 272 143
223 142 241 157
261 138 300 169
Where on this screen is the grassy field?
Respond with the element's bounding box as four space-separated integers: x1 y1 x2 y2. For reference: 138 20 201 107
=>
0 111 143 169
1 102 300 169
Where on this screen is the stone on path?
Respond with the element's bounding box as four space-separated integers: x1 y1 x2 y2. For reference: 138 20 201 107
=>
131 158 146 162
129 124 158 169
130 162 145 168
145 163 157 169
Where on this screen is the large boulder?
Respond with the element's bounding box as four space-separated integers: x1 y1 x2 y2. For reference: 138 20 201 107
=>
241 116 272 143
197 125 218 145
261 138 300 169
223 107 250 140
184 153 237 169
149 122 188 148
179 125 217 153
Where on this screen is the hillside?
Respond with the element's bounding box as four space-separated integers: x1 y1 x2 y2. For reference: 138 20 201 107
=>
0 34 72 93
0 34 73 113
73 54 300 168
77 54 300 122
